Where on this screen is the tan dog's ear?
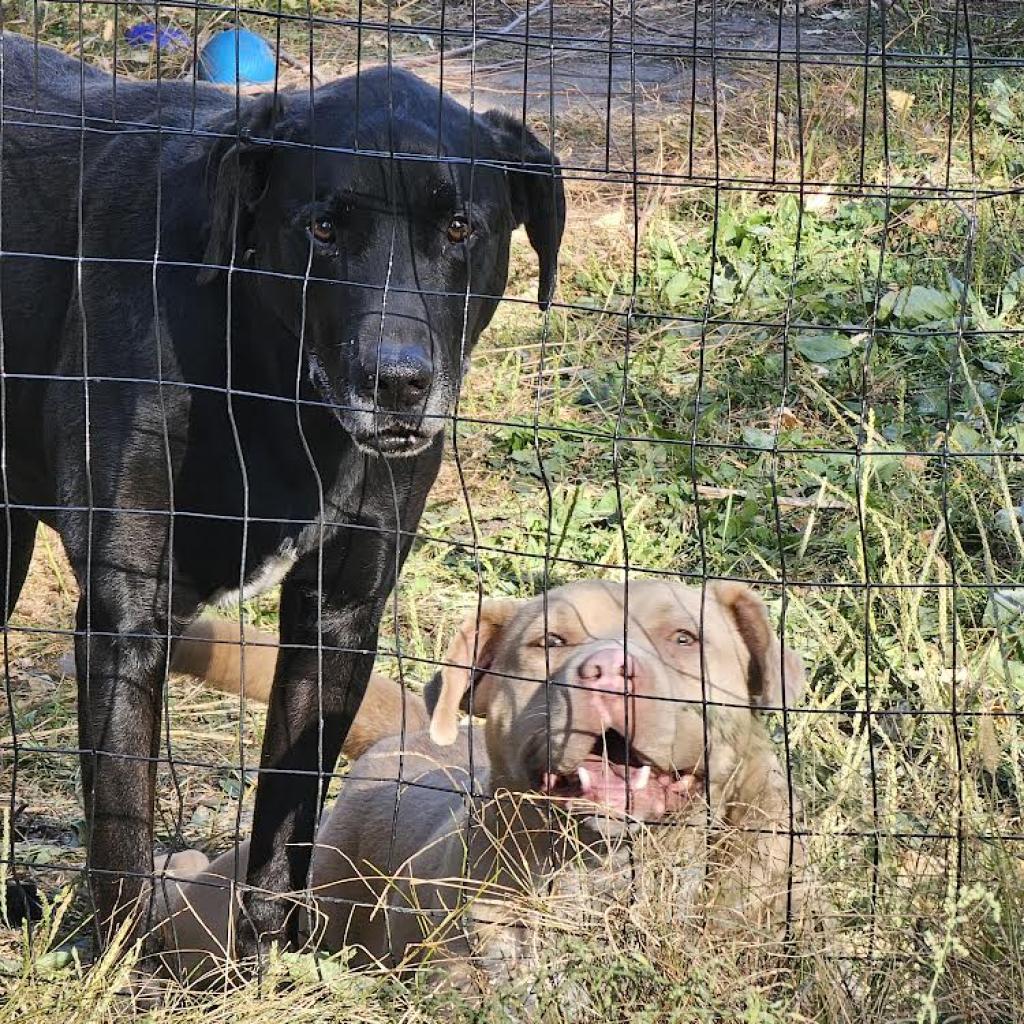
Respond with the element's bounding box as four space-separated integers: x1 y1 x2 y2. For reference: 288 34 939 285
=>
713 582 806 709
429 599 519 746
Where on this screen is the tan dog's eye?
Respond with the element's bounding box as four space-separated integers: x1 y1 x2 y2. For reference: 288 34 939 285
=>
673 629 698 646
446 215 472 243
535 632 566 648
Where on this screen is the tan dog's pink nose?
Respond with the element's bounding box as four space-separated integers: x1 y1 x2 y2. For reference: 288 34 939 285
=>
577 646 636 688
576 646 643 732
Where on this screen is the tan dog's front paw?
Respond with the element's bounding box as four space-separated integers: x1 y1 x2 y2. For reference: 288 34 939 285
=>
153 849 210 879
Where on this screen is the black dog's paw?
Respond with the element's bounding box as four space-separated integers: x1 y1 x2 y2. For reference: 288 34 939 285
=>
2 879 43 928
235 892 294 969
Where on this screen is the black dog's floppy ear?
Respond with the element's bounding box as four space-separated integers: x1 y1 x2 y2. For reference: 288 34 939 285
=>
482 109 566 309
199 93 286 285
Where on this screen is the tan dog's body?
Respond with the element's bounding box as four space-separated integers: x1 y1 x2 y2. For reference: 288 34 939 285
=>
170 618 430 761
158 581 807 988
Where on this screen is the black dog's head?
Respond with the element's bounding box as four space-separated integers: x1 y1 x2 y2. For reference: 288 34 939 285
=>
200 67 565 458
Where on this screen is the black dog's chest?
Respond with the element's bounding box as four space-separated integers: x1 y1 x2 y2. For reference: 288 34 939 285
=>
172 440 425 611
207 538 299 609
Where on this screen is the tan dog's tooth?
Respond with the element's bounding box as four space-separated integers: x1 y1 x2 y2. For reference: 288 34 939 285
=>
577 766 593 794
632 765 651 791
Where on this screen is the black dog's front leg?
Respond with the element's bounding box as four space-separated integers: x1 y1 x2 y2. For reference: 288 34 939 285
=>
75 595 167 947
238 564 386 956
237 446 440 961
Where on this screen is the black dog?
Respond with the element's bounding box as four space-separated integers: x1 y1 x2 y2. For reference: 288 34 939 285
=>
0 34 563 956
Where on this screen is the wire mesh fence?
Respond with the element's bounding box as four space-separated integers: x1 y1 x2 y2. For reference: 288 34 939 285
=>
0 1 1022 1018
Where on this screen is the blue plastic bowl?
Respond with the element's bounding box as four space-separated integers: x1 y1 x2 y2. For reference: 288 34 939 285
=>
198 28 277 85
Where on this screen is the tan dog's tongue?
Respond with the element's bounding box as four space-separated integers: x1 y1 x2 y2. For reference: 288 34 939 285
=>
587 758 693 819
541 755 702 820
578 755 649 808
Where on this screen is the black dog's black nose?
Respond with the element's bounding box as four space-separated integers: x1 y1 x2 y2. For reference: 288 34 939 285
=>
359 344 432 409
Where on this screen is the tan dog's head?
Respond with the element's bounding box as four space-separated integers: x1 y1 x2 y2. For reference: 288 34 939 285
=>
429 580 805 822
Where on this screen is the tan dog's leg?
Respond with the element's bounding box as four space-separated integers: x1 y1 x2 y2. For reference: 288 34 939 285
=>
171 617 431 759
148 847 240 984
155 850 210 878
152 841 330 984
170 619 278 702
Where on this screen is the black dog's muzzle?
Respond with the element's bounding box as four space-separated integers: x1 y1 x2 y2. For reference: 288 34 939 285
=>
308 348 447 459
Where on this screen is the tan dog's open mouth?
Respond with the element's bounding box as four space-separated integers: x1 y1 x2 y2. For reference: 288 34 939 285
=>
539 729 702 821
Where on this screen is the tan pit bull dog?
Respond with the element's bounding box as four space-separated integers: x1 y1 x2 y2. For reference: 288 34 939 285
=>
153 580 808 991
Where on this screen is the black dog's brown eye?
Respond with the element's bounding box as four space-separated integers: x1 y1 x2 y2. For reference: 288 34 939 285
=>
311 217 335 244
673 629 698 647
446 216 471 243
535 632 566 648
